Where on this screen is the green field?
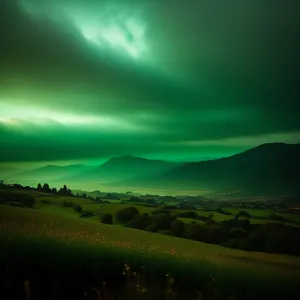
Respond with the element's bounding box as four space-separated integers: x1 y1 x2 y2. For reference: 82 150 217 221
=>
19 192 300 227
1 204 300 299
1 188 300 299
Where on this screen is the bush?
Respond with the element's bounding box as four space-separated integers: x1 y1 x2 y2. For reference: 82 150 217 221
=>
200 225 224 243
186 224 202 240
229 228 247 239
151 213 175 232
128 213 151 230
116 206 139 223
238 238 250 250
101 214 113 224
178 202 196 210
170 220 186 237
176 211 198 219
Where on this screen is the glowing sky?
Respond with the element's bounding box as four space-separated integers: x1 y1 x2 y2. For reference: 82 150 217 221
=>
1 0 300 165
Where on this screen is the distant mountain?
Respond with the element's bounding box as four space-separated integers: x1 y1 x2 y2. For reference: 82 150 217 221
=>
64 156 181 183
12 164 93 182
121 143 300 196
5 143 300 196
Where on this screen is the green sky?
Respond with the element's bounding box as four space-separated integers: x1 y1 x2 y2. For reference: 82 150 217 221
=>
1 0 299 166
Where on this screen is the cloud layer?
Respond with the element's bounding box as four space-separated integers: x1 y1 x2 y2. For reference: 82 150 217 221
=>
1 0 299 163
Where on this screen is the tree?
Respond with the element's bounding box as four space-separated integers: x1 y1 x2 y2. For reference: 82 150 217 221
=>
128 213 151 230
42 183 50 193
51 187 57 194
37 183 42 191
101 214 113 224
58 185 72 196
152 213 174 232
171 220 186 237
116 206 139 223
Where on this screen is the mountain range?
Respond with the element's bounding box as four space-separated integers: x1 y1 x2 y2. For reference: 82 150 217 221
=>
3 143 300 196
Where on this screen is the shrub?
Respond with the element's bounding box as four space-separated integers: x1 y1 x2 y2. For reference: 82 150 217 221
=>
200 225 224 243
238 238 250 250
176 211 198 219
229 228 247 239
101 214 113 224
151 213 175 232
170 220 186 237
186 224 202 240
128 213 151 230
178 202 196 210
116 206 139 223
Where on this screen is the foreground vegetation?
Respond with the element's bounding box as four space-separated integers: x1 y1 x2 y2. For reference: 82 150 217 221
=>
1 183 300 299
1 183 300 257
1 206 300 299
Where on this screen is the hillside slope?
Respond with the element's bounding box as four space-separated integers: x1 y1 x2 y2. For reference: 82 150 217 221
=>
125 143 300 195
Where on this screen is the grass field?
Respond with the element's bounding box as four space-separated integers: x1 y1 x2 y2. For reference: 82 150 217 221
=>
1 204 300 299
27 192 300 227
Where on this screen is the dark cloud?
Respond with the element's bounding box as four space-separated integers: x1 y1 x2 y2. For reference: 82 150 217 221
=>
0 0 299 163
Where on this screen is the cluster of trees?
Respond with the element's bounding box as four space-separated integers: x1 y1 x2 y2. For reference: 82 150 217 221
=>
112 207 184 236
37 183 72 196
109 206 300 256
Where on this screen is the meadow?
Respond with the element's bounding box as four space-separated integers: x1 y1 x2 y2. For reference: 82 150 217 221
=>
1 204 300 299
1 187 300 299
35 193 300 227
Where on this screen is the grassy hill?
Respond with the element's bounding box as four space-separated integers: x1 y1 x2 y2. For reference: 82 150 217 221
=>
1 185 300 299
1 205 300 299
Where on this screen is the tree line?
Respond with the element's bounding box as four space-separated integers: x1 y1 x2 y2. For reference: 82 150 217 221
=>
100 206 300 257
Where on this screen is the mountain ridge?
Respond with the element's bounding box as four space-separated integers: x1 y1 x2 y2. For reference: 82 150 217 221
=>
4 143 300 196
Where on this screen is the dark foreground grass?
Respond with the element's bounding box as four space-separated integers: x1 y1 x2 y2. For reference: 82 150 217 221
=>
1 206 300 299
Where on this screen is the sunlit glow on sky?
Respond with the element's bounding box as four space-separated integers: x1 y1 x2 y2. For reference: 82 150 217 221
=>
0 103 139 131
78 17 148 59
